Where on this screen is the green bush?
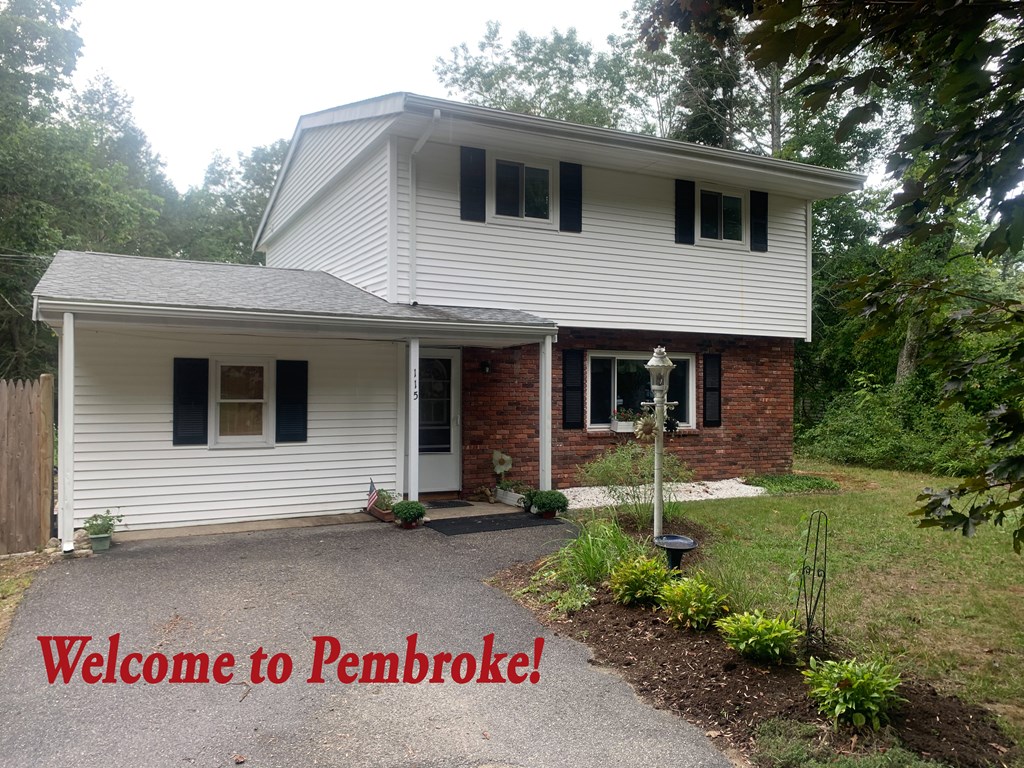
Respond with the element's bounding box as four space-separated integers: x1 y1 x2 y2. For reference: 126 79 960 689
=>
374 488 397 511
799 381 989 476
715 611 800 663
540 519 648 587
609 555 672 607
541 582 596 616
392 501 426 524
531 490 568 516
658 574 729 630
576 442 693 526
803 657 904 730
744 474 840 495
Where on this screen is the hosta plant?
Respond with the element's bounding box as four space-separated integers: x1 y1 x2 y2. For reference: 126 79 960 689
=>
715 610 800 663
658 574 729 630
803 657 904 730
609 555 672 607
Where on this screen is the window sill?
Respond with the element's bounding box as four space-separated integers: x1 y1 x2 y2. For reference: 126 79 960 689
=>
207 441 276 450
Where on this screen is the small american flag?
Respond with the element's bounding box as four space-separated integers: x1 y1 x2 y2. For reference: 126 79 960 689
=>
367 479 378 510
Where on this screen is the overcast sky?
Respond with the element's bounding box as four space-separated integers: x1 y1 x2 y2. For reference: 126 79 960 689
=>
73 0 632 191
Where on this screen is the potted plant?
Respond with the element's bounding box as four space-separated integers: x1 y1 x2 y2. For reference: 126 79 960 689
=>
392 500 426 529
530 490 568 519
496 479 534 508
368 488 397 522
610 407 638 433
82 510 123 552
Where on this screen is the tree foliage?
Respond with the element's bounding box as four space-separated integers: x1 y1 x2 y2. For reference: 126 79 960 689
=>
0 1 285 378
640 1 1024 550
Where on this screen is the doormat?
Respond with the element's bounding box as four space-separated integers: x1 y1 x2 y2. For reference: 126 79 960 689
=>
426 512 564 536
422 500 474 510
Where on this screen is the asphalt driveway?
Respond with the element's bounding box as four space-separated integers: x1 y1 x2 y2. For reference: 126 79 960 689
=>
0 520 731 768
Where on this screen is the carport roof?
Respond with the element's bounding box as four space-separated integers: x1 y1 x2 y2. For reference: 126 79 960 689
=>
33 251 557 342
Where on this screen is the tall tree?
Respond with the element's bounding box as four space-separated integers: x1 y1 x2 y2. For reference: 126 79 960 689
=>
176 140 288 264
642 0 1024 551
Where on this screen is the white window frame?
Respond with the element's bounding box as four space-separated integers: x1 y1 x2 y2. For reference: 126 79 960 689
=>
209 358 275 448
698 186 747 247
488 155 557 228
586 351 696 431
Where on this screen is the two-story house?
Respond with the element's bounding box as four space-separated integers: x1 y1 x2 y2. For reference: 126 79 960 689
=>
33 93 863 544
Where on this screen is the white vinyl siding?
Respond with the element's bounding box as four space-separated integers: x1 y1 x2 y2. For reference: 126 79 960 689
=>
71 328 400 531
264 143 391 297
264 115 395 237
410 143 811 339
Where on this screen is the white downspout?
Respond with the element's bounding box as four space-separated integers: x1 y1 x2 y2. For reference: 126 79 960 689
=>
58 312 75 552
539 335 553 491
407 338 420 501
408 108 440 304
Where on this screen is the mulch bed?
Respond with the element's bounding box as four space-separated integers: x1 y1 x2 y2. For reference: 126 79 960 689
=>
492 518 1020 768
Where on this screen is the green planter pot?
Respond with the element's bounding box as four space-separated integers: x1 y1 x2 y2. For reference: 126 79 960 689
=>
89 533 111 552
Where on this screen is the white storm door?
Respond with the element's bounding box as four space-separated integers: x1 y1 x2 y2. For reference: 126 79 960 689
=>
418 349 462 492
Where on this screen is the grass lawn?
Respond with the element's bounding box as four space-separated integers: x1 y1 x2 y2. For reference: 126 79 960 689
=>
672 457 1024 738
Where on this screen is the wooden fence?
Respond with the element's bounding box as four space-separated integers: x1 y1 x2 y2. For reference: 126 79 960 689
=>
0 375 54 555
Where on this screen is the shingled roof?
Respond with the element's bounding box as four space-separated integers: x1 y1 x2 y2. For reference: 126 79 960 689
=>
34 251 556 333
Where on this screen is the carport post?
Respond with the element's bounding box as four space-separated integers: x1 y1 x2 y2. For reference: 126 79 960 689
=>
407 338 419 501
539 334 552 490
58 312 75 552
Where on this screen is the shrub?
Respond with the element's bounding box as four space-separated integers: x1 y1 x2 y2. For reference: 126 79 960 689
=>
798 381 989 476
541 583 596 616
659 574 729 630
609 555 672 606
715 610 800 663
497 479 532 494
803 657 904 730
540 519 648 587
576 442 693 526
392 501 426 524
531 490 568 516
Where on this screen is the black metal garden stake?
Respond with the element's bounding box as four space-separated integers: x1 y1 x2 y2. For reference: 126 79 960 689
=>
796 510 828 653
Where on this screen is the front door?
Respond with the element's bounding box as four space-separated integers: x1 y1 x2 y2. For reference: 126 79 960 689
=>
418 349 462 493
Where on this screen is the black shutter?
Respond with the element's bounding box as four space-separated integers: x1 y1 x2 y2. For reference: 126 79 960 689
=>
703 354 722 428
559 162 583 232
460 146 486 222
675 179 695 244
276 360 308 443
173 358 208 445
562 349 585 429
750 190 768 252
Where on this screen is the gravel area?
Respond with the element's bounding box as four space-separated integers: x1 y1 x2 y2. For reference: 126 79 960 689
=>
562 478 766 510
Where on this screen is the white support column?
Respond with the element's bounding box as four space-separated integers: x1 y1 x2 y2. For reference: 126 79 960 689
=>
407 339 420 501
539 334 553 491
58 312 75 552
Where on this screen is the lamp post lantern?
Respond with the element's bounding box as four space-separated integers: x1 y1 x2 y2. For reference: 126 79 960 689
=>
645 346 675 538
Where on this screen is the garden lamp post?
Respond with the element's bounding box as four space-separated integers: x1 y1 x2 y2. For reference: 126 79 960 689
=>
645 346 675 538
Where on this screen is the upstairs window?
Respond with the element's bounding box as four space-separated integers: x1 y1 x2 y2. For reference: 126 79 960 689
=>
700 190 744 242
495 160 550 221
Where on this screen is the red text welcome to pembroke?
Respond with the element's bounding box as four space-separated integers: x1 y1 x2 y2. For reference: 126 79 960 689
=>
37 633 544 686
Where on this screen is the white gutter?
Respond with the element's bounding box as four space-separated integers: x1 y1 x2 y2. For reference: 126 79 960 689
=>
408 108 441 303
34 298 556 339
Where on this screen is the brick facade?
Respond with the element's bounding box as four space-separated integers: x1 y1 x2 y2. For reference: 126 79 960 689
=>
461 328 794 492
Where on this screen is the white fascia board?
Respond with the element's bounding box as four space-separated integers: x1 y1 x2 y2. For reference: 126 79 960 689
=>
34 298 556 342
